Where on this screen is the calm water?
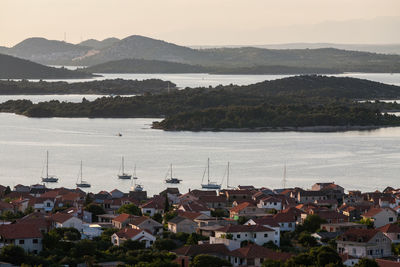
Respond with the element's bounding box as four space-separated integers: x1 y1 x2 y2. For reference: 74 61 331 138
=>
2 73 399 103
1 113 400 195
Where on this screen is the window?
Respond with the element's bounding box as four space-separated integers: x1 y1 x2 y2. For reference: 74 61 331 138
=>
19 240 25 244
237 234 241 238
253 234 256 238
46 202 51 207
33 239 38 244
352 248 356 254
389 217 394 222
150 241 153 244
264 233 268 237
33 250 38 254
274 202 277 205
288 223 292 227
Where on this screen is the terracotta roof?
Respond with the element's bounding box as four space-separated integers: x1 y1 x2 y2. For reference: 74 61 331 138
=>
261 196 283 203
51 212 74 223
363 207 388 217
376 259 400 267
179 202 210 213
169 216 192 224
130 216 157 226
0 223 43 239
0 201 13 210
230 202 254 213
216 224 274 233
225 189 253 195
141 196 165 209
115 228 152 239
177 211 204 220
249 216 280 227
198 195 226 203
230 244 293 261
173 243 230 256
378 223 400 234
338 228 379 243
273 212 297 223
60 192 81 201
113 213 134 223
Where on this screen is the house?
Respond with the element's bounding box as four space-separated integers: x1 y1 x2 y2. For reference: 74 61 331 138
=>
129 216 163 235
112 213 136 229
178 202 211 216
362 207 397 228
297 190 327 204
229 244 293 266
257 196 283 211
214 224 276 246
140 196 166 216
378 223 400 243
198 195 227 209
245 216 280 246
223 190 253 204
312 232 342 245
0 223 43 254
110 189 124 199
0 201 14 215
51 212 83 232
273 212 297 232
311 210 349 224
343 191 364 205
375 259 400 267
337 229 392 259
168 216 198 234
229 202 266 220
311 182 345 193
30 197 55 213
321 222 367 233
172 243 231 266
111 228 155 248
14 184 30 193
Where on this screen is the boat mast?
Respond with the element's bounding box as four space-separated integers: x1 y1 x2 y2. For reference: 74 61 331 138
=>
122 157 124 174
80 160 83 183
46 151 49 178
227 162 230 188
283 162 287 189
170 164 173 179
207 158 210 184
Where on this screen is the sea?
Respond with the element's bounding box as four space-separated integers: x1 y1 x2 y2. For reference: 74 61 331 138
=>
1 72 400 195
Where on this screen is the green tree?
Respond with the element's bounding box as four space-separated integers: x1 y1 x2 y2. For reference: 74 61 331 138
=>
122 239 146 250
190 254 231 267
153 239 177 251
358 218 374 229
4 186 11 195
298 214 326 233
117 203 142 216
262 259 283 267
164 194 170 213
237 216 248 225
85 203 105 222
354 258 379 267
298 232 318 247
152 212 163 223
0 245 26 265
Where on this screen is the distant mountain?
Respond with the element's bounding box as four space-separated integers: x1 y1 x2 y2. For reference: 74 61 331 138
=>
79 38 120 50
85 58 207 73
4 37 92 65
85 58 339 75
0 54 93 79
191 43 400 55
3 35 400 73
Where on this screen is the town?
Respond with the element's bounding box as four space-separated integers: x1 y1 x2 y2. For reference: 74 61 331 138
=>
0 182 399 266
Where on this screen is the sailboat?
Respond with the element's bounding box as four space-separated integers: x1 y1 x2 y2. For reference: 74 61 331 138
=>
76 161 91 188
201 158 221 190
165 164 182 184
41 151 59 183
223 162 235 189
130 165 144 192
118 157 132 179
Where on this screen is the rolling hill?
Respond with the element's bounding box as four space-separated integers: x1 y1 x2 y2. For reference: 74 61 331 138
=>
0 54 93 79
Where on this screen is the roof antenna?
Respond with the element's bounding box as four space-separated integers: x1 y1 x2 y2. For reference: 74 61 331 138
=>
282 162 287 189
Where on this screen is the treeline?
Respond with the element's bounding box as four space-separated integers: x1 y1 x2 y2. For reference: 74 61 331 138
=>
0 79 176 95
153 104 400 130
2 75 400 131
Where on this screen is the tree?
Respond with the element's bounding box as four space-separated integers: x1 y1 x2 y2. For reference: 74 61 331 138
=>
85 203 105 222
262 259 283 267
153 239 177 251
0 245 26 265
186 233 199 245
117 203 142 216
298 214 326 233
4 186 11 195
190 254 231 267
152 213 163 223
354 258 379 267
358 218 374 229
263 240 279 250
237 216 248 225
298 232 318 247
122 239 146 250
164 194 170 213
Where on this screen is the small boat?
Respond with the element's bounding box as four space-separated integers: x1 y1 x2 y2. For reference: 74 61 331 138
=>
130 165 144 192
41 151 59 183
165 164 182 184
118 157 132 179
76 161 91 188
117 133 122 137
201 158 221 190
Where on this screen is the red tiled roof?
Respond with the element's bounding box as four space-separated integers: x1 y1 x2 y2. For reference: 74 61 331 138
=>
378 223 400 234
179 202 210 213
0 201 13 210
273 212 297 223
173 243 230 256
130 216 153 226
230 202 254 213
198 195 226 203
215 224 274 233
363 207 386 217
113 213 133 223
0 223 43 239
338 228 379 243
250 216 280 227
115 227 152 239
51 212 74 223
177 211 204 220
230 244 293 261
376 259 400 267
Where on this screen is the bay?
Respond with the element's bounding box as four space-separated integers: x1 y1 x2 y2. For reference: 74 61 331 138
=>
1 113 400 195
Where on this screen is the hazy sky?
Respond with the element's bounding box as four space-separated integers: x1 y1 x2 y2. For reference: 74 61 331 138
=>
1 0 400 46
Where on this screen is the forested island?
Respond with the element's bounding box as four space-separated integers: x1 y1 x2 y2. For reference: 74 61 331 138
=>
0 79 176 95
2 75 400 131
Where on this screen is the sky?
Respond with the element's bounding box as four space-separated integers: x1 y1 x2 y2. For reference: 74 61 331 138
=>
1 0 400 47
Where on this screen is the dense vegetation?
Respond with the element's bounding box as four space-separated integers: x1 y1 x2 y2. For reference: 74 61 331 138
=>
0 79 176 95
2 75 400 131
85 58 339 75
0 54 93 79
